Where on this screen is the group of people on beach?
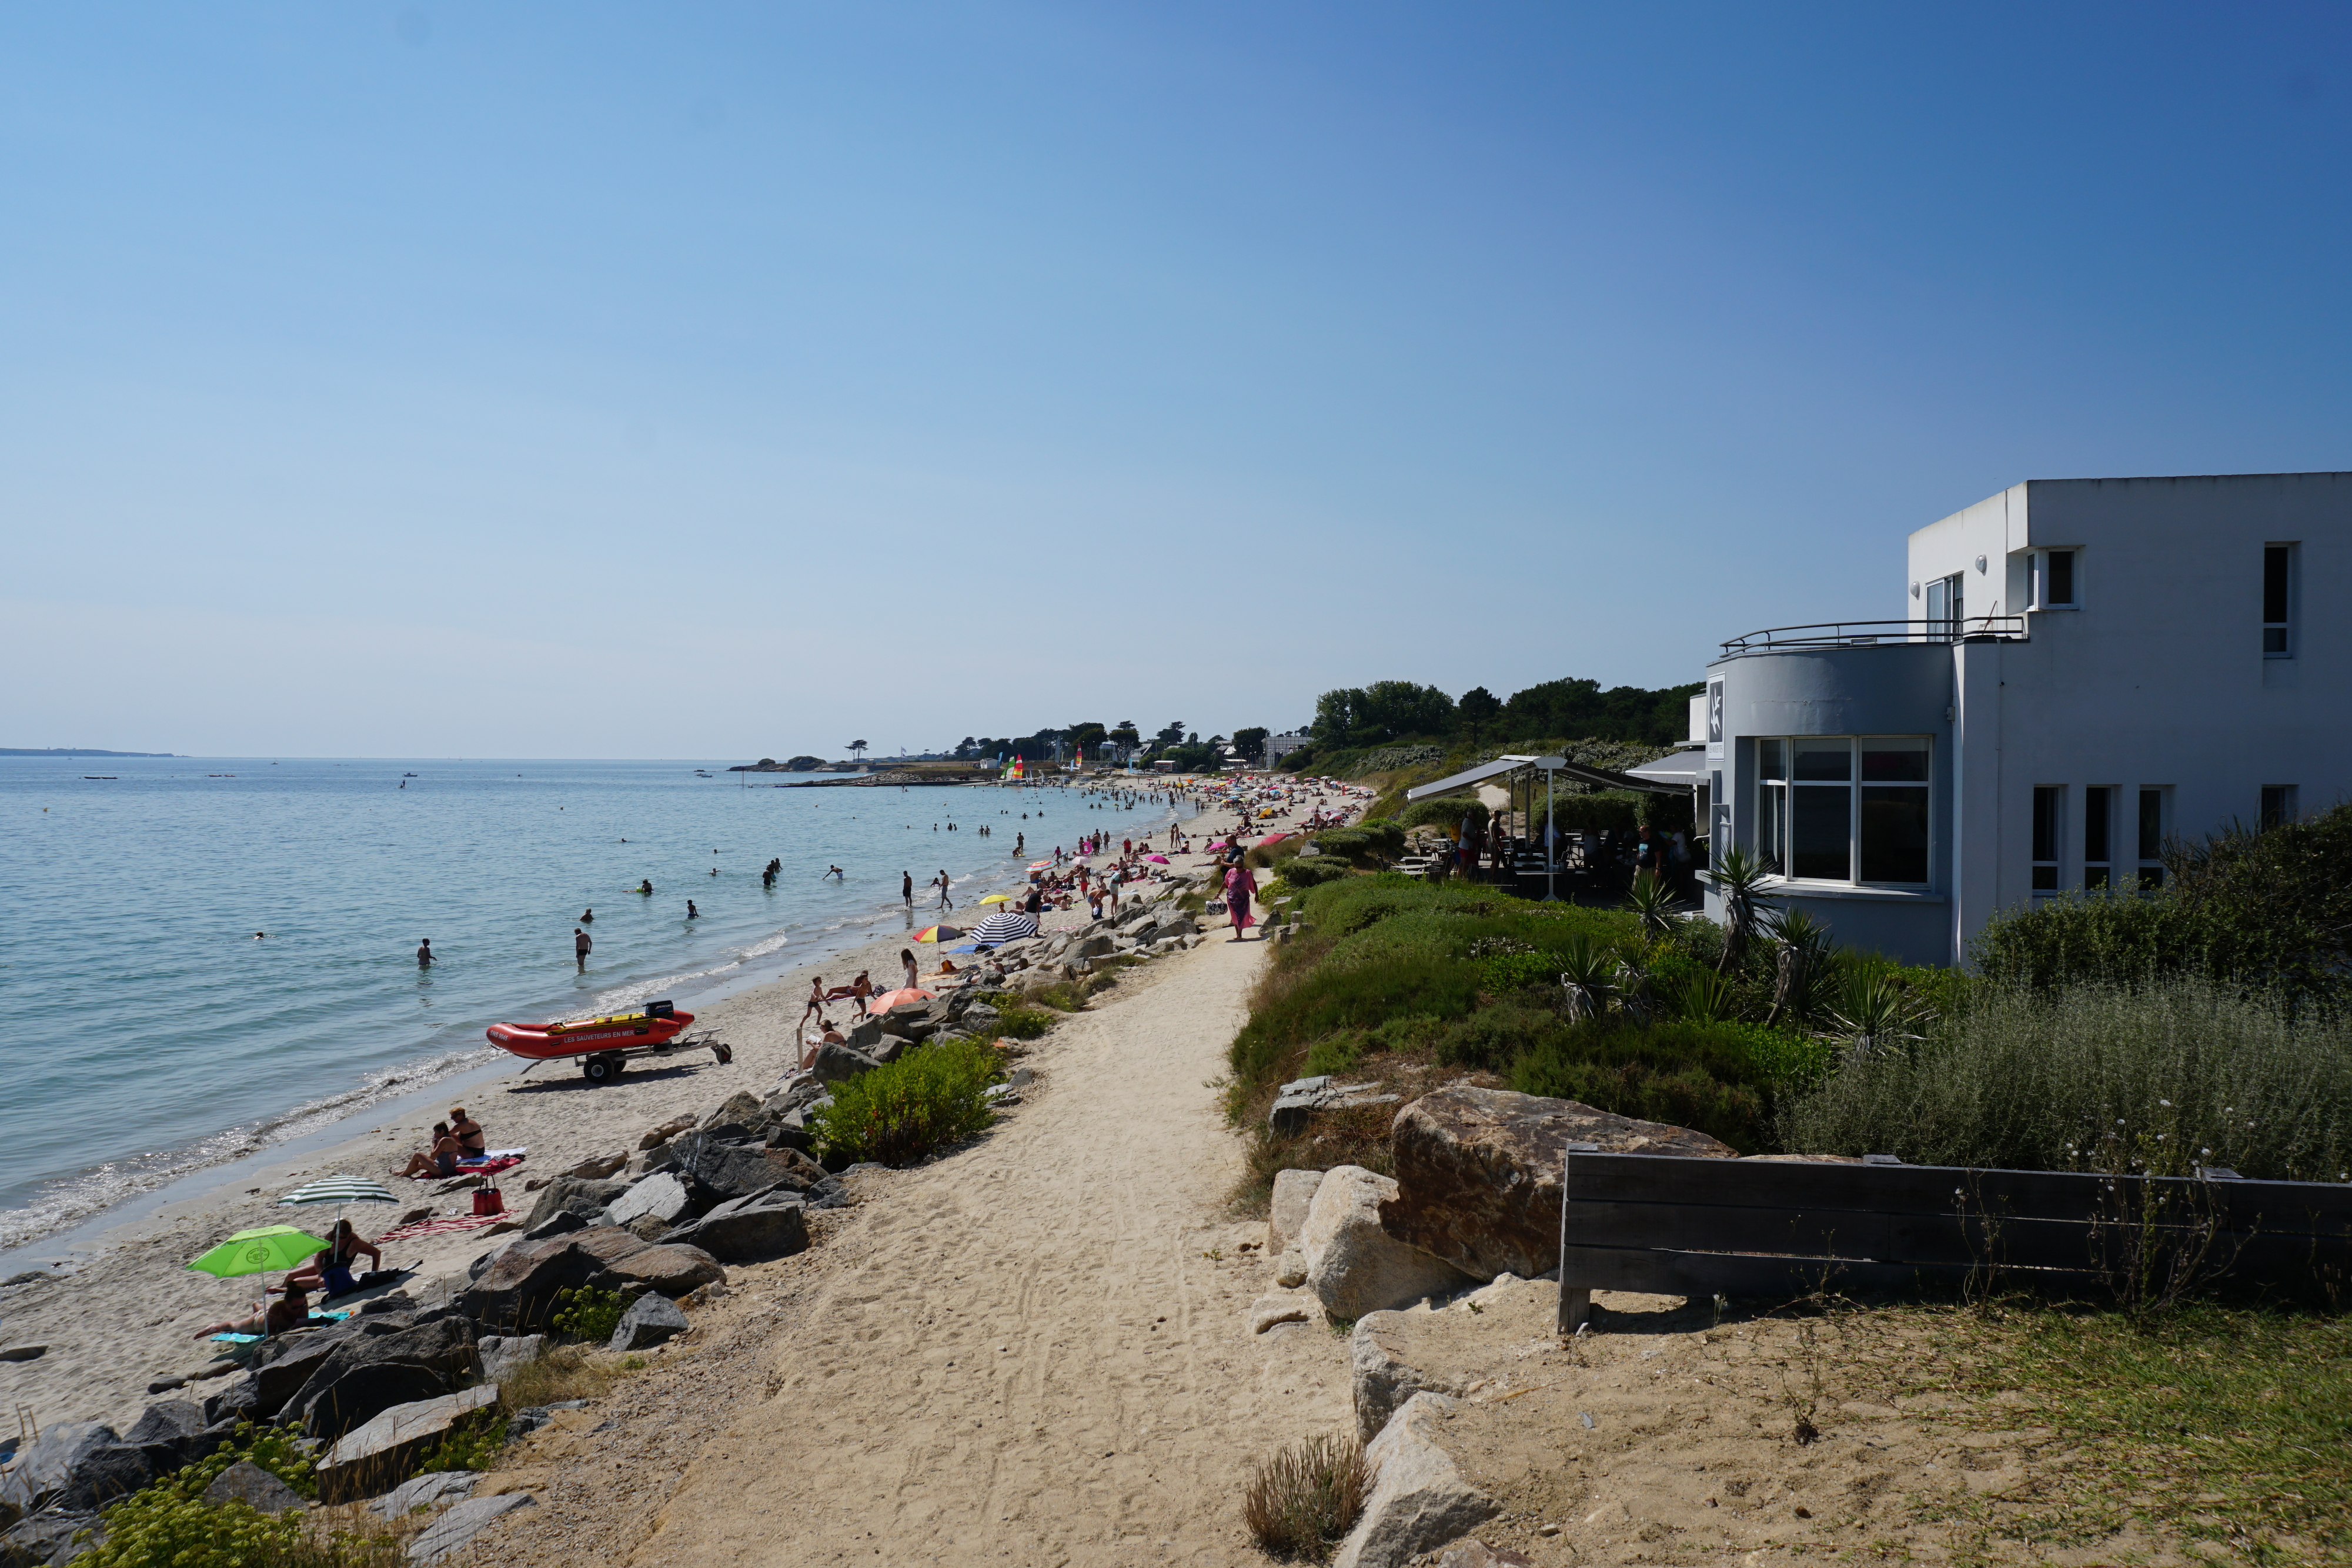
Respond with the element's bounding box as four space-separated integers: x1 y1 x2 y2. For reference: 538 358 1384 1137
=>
392 1104 488 1179
187 1209 389 1341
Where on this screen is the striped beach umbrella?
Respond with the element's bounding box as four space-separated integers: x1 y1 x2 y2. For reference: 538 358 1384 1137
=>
970 910 1041 944
278 1175 397 1209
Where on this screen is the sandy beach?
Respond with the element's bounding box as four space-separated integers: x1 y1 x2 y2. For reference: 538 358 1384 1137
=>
0 778 1311 1442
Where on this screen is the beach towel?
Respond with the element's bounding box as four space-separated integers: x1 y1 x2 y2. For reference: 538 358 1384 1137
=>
372 1212 507 1246
454 1155 524 1178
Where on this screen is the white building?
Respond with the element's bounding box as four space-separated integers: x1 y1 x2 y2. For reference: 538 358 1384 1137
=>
1699 471 2350 967
1263 732 1312 768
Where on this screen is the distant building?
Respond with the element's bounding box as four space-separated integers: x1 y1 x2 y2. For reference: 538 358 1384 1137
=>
1263 732 1311 768
1693 472 2352 967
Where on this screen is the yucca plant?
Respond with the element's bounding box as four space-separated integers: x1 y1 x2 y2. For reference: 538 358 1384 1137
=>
1705 845 1775 975
1558 933 1617 1024
1762 907 1832 1026
1824 968 1932 1061
1623 870 1678 941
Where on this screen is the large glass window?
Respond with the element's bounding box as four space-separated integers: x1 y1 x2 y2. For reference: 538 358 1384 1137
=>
2032 786 2062 895
2264 544 2296 657
1753 737 1931 887
2137 787 2168 890
2083 785 2112 889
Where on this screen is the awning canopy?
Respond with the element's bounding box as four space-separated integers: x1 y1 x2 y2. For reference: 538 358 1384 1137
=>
1405 753 1684 803
1623 745 1709 787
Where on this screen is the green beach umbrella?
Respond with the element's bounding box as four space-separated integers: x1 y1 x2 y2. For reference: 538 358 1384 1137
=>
186 1225 332 1280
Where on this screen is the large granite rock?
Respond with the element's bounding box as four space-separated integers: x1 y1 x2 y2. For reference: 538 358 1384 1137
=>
664 1132 827 1202
202 1458 305 1513
1379 1086 1736 1282
1270 1076 1401 1136
520 1176 627 1234
286 1316 476 1437
609 1292 690 1352
122 1399 209 1467
315 1385 500 1504
807 1042 883 1086
659 1191 808 1263
370 1469 479 1517
604 1172 696 1229
1269 1169 1326 1252
1331 1393 1500 1568
0 1423 117 1517
476 1333 545 1383
1349 1313 1463 1444
467 1225 724 1326
407 1491 536 1563
300 1362 450 1441
0 1510 102 1567
1299 1166 1474 1320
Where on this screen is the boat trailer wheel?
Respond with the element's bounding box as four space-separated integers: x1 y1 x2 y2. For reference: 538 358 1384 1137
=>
582 1053 624 1085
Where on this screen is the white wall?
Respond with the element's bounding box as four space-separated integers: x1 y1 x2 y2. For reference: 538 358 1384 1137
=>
1928 473 2352 918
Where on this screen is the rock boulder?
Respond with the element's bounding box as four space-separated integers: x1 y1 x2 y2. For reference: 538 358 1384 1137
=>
604 1172 696 1229
202 1459 305 1514
1299 1166 1474 1320
660 1192 808 1263
520 1176 628 1234
1269 1169 1325 1252
1379 1086 1736 1282
609 1292 689 1352
1331 1393 1499 1568
315 1385 500 1504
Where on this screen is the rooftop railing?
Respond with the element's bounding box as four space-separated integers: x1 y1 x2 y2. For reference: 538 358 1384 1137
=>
1718 615 2027 658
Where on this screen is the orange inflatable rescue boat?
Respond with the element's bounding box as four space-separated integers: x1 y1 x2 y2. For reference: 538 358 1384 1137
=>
486 999 731 1084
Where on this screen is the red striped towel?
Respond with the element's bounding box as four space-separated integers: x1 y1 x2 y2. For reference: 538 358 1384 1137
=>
373 1213 508 1246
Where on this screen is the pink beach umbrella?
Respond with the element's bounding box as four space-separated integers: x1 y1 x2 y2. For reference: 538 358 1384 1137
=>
1145 853 1170 864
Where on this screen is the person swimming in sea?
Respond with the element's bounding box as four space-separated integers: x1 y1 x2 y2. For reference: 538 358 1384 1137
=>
580 908 593 922
639 880 653 895
686 900 699 918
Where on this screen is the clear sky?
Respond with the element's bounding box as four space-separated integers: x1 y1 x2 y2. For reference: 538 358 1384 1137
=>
6 3 2349 758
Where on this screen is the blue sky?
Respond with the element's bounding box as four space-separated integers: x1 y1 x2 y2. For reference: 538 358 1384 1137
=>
6 3 2348 758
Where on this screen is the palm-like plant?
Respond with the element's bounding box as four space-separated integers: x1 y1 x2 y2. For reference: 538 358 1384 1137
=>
1666 967 1738 1024
1762 907 1832 1026
1624 870 1678 941
1824 968 1933 1060
1705 845 1776 974
1557 933 1617 1024
1613 954 1657 1026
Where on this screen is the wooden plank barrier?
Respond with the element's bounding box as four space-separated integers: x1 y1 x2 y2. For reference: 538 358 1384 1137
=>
1555 1149 2352 1332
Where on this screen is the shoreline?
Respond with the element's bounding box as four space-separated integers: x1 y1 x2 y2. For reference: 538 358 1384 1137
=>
0 777 1230 1435
0 777 1177 1268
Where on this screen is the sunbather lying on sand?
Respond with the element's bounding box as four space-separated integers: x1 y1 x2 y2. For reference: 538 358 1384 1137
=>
192 1282 310 1339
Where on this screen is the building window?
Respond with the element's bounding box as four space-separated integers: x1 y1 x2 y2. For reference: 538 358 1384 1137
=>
1755 741 1786 874
1924 573 1964 638
2263 544 2297 657
2083 785 2112 890
2033 786 2062 894
2137 787 2168 889
2261 784 2300 830
2031 549 2079 610
1753 736 1930 887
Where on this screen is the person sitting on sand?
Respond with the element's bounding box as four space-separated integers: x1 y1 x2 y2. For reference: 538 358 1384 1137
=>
284 1219 382 1295
448 1106 486 1159
193 1281 312 1339
936 957 957 975
394 1123 462 1179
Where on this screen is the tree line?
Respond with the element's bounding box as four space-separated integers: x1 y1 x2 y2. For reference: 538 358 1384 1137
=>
1297 674 1703 758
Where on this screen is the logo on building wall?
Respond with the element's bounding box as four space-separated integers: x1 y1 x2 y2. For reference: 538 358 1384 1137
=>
1706 678 1725 760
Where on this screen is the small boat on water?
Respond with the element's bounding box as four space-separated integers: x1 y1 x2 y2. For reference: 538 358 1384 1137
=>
82 775 116 780
485 999 730 1084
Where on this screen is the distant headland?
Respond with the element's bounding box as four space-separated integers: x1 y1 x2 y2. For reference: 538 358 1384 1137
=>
1 747 179 757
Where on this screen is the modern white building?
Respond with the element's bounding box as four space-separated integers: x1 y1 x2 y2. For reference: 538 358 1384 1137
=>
1698 471 2351 967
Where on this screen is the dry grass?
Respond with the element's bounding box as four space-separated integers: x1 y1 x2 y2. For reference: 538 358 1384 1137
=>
1242 1433 1369 1561
496 1343 629 1410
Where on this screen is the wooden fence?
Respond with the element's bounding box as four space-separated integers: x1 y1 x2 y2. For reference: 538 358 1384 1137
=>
1555 1149 2352 1331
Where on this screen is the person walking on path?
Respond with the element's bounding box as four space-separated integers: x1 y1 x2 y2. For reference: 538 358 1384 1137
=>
934 870 953 910
416 938 435 967
1223 860 1257 941
574 927 592 969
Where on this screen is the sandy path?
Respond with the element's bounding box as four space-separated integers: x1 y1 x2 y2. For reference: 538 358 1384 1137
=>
489 908 1357 1567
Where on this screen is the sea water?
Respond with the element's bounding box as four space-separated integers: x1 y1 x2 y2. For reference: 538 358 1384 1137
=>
0 757 1170 1250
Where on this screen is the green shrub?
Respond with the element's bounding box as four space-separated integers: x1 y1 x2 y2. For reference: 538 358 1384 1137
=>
1434 1002 1560 1069
1541 792 1641 832
1395 798 1486 833
1778 980 2352 1179
550 1284 626 1343
1509 1018 1772 1151
808 1036 1001 1166
1242 1433 1369 1560
1278 855 1355 888
1303 1031 1366 1076
72 1424 329 1568
411 1408 507 1475
1228 955 1481 1094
